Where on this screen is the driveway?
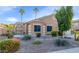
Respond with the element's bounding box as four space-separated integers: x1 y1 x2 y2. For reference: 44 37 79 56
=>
53 47 79 53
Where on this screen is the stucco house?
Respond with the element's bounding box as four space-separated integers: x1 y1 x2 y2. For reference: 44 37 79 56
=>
0 25 7 35
71 20 79 31
14 14 58 36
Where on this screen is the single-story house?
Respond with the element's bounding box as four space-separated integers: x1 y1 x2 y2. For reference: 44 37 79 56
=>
14 14 58 36
0 25 7 35
71 20 79 31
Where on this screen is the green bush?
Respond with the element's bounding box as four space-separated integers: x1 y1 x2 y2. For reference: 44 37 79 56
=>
23 35 31 40
12 32 17 35
33 40 42 45
36 33 41 37
0 39 20 53
51 31 58 37
54 39 69 46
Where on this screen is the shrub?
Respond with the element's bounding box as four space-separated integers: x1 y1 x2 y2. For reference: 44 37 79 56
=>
12 32 17 35
36 33 41 37
33 40 42 45
51 31 58 37
7 33 13 38
58 31 63 36
54 39 69 46
23 35 31 40
0 39 20 53
61 40 70 46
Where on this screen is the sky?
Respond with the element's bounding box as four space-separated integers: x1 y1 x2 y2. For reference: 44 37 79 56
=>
0 6 79 24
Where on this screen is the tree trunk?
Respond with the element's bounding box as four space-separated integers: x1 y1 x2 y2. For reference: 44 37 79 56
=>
74 32 77 41
21 15 23 35
58 31 63 38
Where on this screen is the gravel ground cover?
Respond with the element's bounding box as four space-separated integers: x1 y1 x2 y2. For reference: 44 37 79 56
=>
16 36 79 53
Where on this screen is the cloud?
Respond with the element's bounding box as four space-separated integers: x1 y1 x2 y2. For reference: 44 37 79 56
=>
72 18 79 20
6 17 18 23
31 6 60 19
39 6 60 16
0 6 16 15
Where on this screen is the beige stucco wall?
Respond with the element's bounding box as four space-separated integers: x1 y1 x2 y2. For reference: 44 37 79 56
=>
28 21 46 36
71 21 79 31
39 15 58 32
14 23 25 34
21 23 28 34
14 15 58 35
0 29 7 35
27 15 58 36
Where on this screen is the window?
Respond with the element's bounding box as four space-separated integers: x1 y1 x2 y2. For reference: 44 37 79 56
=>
47 26 52 32
34 25 41 32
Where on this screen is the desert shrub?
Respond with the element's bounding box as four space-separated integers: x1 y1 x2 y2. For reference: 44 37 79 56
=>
51 31 58 37
33 40 42 45
23 35 31 40
0 39 20 53
58 31 63 36
12 32 17 35
54 39 69 46
7 33 13 38
36 33 41 37
61 40 70 46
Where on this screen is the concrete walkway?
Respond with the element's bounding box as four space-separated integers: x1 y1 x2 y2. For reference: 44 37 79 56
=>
53 47 79 53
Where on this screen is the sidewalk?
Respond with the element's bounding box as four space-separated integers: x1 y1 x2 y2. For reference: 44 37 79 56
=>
53 47 79 53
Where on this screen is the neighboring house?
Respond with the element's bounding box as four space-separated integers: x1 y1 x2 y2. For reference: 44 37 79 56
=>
14 14 58 36
72 20 79 31
14 14 79 36
0 27 7 35
0 24 15 35
14 22 25 34
0 25 7 35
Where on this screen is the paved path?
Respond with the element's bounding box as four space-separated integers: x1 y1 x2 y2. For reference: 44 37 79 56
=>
53 47 79 53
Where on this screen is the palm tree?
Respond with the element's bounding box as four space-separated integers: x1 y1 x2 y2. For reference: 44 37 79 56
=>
19 8 25 23
33 8 39 20
19 8 25 34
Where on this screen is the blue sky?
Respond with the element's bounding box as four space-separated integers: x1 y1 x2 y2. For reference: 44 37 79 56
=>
0 6 79 24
